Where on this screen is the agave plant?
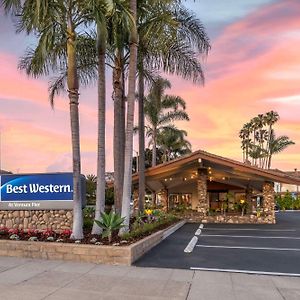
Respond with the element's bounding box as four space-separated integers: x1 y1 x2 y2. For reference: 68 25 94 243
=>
94 211 125 243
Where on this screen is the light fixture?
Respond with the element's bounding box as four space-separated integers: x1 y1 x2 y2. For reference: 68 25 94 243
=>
169 177 173 181
184 177 187 181
164 178 168 182
198 158 202 163
209 176 213 181
222 177 226 180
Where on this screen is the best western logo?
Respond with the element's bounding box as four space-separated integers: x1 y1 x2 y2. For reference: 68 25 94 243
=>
5 184 72 194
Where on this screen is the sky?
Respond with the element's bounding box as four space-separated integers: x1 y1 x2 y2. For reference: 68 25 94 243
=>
0 0 300 175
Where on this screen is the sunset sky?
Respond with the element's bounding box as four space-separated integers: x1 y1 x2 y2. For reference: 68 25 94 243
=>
0 0 299 175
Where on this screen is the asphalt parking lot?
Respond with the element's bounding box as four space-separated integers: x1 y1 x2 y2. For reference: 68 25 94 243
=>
135 212 300 276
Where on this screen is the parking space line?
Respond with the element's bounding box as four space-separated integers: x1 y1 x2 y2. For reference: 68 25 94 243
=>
190 267 300 277
196 245 300 251
203 228 296 232
201 234 300 240
199 224 204 229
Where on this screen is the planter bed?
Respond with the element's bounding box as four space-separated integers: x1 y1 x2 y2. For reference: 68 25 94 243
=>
0 220 185 265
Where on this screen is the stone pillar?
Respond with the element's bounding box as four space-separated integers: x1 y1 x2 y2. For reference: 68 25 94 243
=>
262 181 275 224
197 169 208 216
245 186 253 214
160 189 168 211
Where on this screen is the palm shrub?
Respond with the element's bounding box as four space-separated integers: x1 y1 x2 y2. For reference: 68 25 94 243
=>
94 211 125 243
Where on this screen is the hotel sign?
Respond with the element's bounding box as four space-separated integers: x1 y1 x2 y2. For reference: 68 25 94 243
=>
0 173 84 210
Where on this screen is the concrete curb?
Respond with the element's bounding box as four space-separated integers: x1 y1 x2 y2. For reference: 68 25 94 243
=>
162 220 186 240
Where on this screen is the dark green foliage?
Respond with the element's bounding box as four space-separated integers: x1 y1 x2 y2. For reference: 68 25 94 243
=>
121 213 178 241
94 211 125 243
276 192 298 210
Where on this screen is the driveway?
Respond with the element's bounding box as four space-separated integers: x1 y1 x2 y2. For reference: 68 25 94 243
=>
135 212 300 276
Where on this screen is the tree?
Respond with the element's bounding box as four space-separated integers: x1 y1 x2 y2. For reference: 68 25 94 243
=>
156 126 192 162
239 111 294 169
105 2 133 215
0 0 98 239
136 0 210 212
144 77 189 167
120 0 138 233
267 130 295 169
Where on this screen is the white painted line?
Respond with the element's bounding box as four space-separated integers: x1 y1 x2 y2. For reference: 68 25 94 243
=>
190 267 300 277
201 234 300 240
195 229 202 236
196 245 300 251
184 236 198 253
203 228 296 232
199 224 204 229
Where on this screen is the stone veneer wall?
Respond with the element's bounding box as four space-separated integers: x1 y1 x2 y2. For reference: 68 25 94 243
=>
262 181 275 223
197 173 208 216
189 214 275 224
0 210 73 231
0 221 185 265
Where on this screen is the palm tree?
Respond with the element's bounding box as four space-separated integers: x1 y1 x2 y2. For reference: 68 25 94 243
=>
105 3 133 215
120 0 138 233
90 0 132 235
1 0 96 239
267 130 295 169
156 126 192 162
136 0 210 212
264 111 280 168
144 78 189 166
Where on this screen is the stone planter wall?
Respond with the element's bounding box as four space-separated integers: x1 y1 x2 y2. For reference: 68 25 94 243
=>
0 210 73 231
0 220 186 265
192 214 275 224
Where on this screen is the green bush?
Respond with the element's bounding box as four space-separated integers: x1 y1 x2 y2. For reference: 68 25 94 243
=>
121 213 178 241
276 192 294 210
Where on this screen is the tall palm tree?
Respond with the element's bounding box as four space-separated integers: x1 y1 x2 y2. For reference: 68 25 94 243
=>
120 0 138 233
264 111 280 168
144 78 189 166
136 0 210 212
105 4 133 215
267 130 295 169
89 0 132 234
1 0 97 239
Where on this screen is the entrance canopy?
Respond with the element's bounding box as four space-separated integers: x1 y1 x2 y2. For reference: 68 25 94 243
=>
132 150 300 193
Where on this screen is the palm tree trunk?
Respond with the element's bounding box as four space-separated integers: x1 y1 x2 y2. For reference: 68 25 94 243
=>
92 25 106 235
120 0 138 233
138 70 145 213
67 14 83 240
152 128 157 167
113 50 124 214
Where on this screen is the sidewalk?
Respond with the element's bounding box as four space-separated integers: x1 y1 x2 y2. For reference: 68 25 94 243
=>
0 256 299 299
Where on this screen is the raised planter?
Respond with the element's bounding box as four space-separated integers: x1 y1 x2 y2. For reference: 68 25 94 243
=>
0 220 185 265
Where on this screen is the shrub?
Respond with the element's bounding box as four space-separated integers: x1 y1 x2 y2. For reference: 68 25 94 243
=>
121 213 178 241
42 228 55 238
94 211 125 243
27 229 39 237
60 229 72 238
0 227 9 235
